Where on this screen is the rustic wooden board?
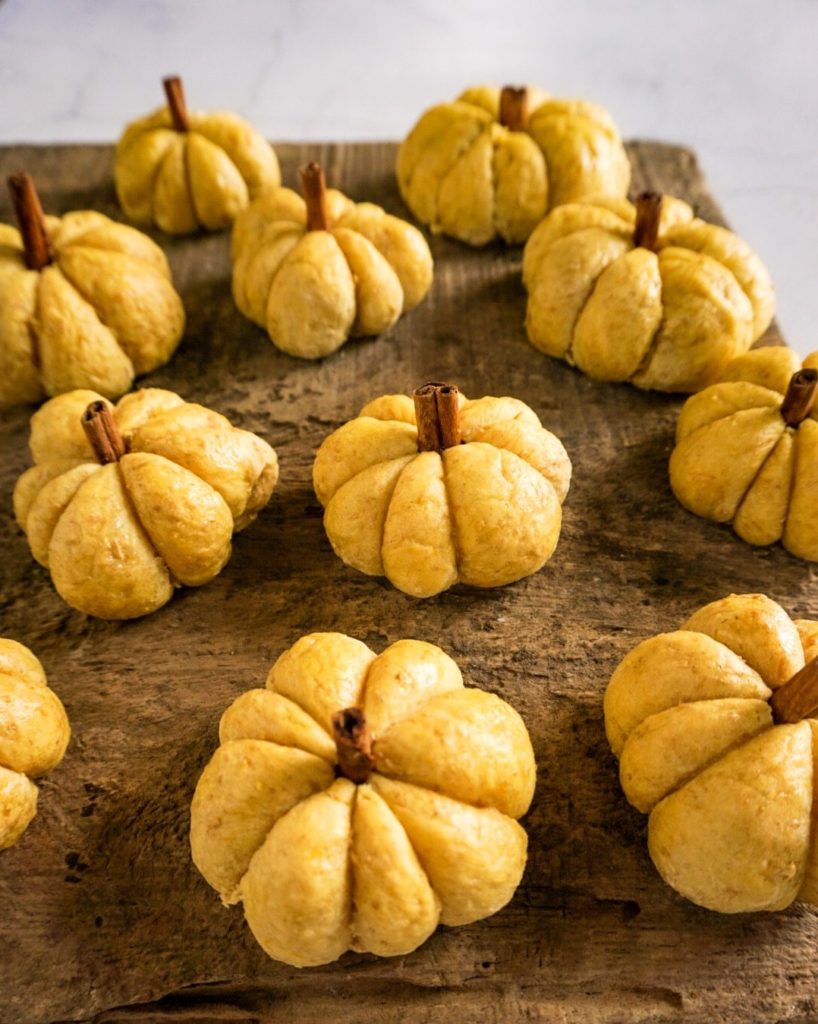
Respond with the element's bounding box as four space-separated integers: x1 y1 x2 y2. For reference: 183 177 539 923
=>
0 141 813 1024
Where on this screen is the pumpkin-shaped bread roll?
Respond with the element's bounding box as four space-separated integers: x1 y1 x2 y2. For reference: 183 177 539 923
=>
523 192 775 392
0 173 185 408
605 593 818 914
670 355 818 559
0 639 70 850
13 389 278 620
313 382 571 597
115 76 280 234
231 163 433 359
191 632 536 966
397 84 630 245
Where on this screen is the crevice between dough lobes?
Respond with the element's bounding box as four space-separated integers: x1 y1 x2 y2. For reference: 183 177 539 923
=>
22 459 98 566
38 458 180 597
624 619 818 862
563 250 611 369
0 752 26 776
123 123 173 227
731 427 793 544
628 255 665 385
229 640 529 954
433 449 464 582
631 244 759 389
381 418 558 589
33 409 254 599
113 460 183 589
557 215 757 387
548 229 631 371
674 396 792 542
55 261 135 379
25 269 47 382
628 696 773 813
778 426 802 548
247 217 411 348
230 778 440 957
179 133 199 228
422 119 489 235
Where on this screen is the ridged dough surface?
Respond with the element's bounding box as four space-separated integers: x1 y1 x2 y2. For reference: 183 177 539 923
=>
396 84 628 245
190 634 535 965
115 105 280 233
0 213 185 407
232 186 433 359
14 388 278 620
670 352 818 561
604 594 818 913
523 197 774 393
313 393 571 597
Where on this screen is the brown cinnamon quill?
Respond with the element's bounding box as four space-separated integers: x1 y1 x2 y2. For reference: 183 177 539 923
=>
771 656 818 724
7 172 55 271
331 707 374 784
413 382 462 452
300 162 330 231
781 369 818 428
633 191 663 252
499 86 530 132
82 401 128 464
163 75 190 133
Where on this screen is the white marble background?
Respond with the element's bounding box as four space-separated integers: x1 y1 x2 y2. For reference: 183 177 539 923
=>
0 0 815 355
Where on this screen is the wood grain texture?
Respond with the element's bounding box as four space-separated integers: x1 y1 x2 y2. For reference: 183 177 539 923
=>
0 142 814 1024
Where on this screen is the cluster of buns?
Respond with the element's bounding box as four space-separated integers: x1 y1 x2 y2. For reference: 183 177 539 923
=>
4 75 814 987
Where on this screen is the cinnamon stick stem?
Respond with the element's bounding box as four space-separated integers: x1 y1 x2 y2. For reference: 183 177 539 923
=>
7 172 54 271
163 76 190 133
300 162 330 231
331 707 374 784
413 382 461 452
82 401 128 465
633 191 663 252
781 369 818 427
499 86 529 132
771 656 818 724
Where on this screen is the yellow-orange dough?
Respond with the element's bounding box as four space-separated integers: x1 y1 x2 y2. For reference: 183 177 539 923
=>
191 633 536 966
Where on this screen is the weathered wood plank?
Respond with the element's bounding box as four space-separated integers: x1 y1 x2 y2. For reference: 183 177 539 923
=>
0 142 811 1024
